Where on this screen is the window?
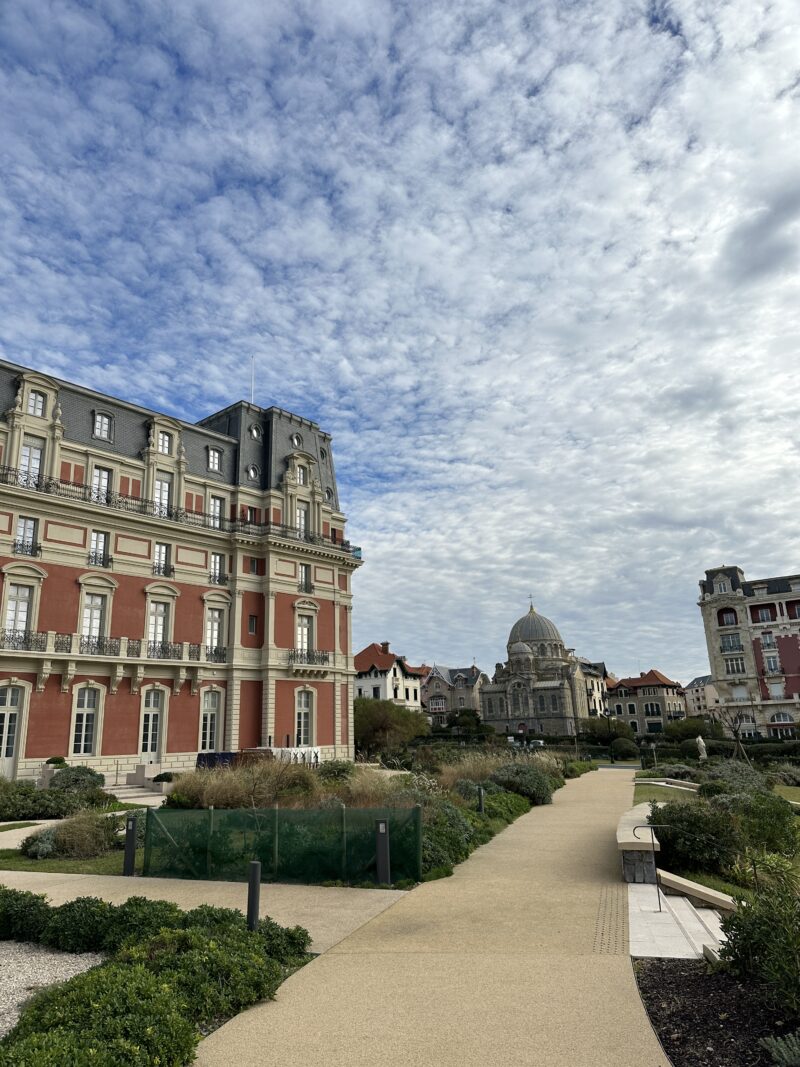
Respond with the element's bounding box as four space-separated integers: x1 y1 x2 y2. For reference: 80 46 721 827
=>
157 431 172 455
627 703 636 715
725 656 746 675
93 412 111 440
19 437 44 487
296 502 309 537
614 703 623 715
644 702 661 717
765 655 780 674
81 593 107 639
296 690 312 746
719 610 737 626
646 721 663 734
247 465 259 481
27 390 45 417
89 531 110 566
249 424 262 440
141 689 162 756
5 584 32 631
458 696 465 708
153 474 171 516
14 516 38 555
762 633 776 649
296 614 312 652
297 465 307 486
73 687 98 755
372 686 380 699
206 607 224 650
246 507 258 524
716 581 728 593
413 689 418 701
148 601 169 645
91 466 112 504
209 496 224 530
291 432 302 448
249 557 259 574
153 543 171 576
210 553 226 582
756 607 773 623
720 632 741 651
200 689 220 752
0 685 22 773
208 448 221 472
248 614 257 636
405 688 410 701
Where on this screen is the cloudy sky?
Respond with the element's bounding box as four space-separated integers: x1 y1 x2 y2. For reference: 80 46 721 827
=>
2 0 799 683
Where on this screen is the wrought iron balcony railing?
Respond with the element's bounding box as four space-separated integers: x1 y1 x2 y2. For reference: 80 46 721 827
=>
79 635 121 656
297 581 315 594
0 463 362 558
152 563 175 577
12 539 42 557
0 629 47 651
54 632 73 653
206 645 228 663
147 641 182 660
87 552 113 568
208 572 229 585
288 649 330 665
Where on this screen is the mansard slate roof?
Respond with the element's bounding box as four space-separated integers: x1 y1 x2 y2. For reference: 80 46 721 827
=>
607 669 682 691
507 605 563 645
0 357 340 506
700 567 799 598
686 675 713 689
426 665 482 688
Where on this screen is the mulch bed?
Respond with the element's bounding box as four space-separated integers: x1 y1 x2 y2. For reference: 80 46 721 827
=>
634 959 796 1067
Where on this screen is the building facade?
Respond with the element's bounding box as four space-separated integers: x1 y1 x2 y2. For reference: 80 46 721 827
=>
698 566 800 739
605 670 685 735
479 606 590 736
684 675 720 719
354 642 425 712
421 664 486 726
579 659 610 716
0 360 362 780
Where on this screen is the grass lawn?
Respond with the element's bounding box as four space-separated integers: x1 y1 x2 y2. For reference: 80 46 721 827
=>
675 869 753 903
0 821 39 833
634 784 698 806
0 847 144 875
775 784 800 804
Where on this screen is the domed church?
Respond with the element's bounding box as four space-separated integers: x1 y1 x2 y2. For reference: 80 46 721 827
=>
480 605 591 737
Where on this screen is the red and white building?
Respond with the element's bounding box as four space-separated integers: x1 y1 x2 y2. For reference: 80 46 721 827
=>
354 642 425 713
0 359 362 780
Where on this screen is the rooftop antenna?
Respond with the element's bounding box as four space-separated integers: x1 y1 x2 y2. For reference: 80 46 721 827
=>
250 356 255 405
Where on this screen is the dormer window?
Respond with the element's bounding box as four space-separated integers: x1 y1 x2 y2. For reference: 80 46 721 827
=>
158 431 172 455
93 412 112 440
297 465 307 486
27 390 46 417
208 448 222 472
716 581 728 594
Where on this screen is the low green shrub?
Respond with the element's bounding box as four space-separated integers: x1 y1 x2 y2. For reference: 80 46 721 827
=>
698 780 727 798
563 760 596 778
462 809 496 847
721 882 800 1018
23 811 118 859
116 927 283 1025
44 756 67 766
20 825 59 858
41 897 116 954
0 781 82 821
315 759 356 782
152 771 174 783
421 800 476 873
256 916 312 964
611 737 639 760
182 903 247 934
101 895 184 953
706 760 771 795
0 1030 150 1066
0 888 51 943
713 791 799 858
635 764 700 781
483 790 530 823
489 764 554 806
648 799 741 875
762 1028 800 1066
769 763 800 787
8 963 197 1064
49 766 105 792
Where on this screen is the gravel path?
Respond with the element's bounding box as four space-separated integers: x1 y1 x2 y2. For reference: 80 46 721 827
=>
0 942 104 1037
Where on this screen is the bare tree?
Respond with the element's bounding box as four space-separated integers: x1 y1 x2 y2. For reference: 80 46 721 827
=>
710 705 752 764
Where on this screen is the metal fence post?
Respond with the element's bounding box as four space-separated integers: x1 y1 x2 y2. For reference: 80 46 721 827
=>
247 860 261 931
123 815 137 877
375 817 391 885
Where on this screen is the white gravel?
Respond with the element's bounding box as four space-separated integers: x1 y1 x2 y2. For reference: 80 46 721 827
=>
0 942 104 1037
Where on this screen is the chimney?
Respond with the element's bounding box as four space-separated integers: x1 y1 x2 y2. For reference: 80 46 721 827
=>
380 641 390 654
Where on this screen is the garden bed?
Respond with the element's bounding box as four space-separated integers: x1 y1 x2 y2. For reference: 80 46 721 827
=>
635 959 791 1067
0 847 143 876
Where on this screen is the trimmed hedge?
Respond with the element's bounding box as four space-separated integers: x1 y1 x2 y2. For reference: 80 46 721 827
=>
489 764 554 806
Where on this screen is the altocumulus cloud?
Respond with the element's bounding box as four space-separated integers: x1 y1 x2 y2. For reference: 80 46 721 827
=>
1 0 799 681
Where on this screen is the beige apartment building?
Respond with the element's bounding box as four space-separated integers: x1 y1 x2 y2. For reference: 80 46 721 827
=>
698 566 800 739
606 670 686 735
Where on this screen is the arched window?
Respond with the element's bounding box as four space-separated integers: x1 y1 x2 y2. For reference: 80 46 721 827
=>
512 688 521 715
0 685 24 778
486 698 494 716
770 712 794 723
71 684 105 756
140 685 168 762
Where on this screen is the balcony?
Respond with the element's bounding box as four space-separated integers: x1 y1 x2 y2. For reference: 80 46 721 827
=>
0 463 363 559
209 572 229 585
12 539 42 557
297 581 315 594
147 641 183 660
87 552 113 568
288 649 330 665
152 563 175 577
0 629 47 652
206 645 228 663
719 642 743 653
79 636 121 656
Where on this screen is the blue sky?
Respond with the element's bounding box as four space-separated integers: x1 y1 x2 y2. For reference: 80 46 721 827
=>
1 0 799 683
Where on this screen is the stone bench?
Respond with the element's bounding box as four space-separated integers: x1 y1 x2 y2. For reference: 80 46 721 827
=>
617 803 659 884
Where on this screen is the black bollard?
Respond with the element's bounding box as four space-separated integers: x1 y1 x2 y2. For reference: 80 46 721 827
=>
375 819 391 885
247 860 261 931
123 816 138 877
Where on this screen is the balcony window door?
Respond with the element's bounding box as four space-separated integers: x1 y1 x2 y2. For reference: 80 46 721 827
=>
296 502 309 538
82 593 106 641
19 438 44 488
15 517 37 554
200 689 220 752
296 614 312 653
90 530 109 566
141 689 162 759
209 496 223 529
210 553 225 581
91 466 111 504
296 691 312 746
298 563 312 592
0 686 21 779
73 687 97 755
5 584 31 632
148 602 169 646
153 542 171 576
206 608 224 651
153 475 171 517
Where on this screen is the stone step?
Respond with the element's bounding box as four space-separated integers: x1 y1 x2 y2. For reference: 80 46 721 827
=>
663 895 717 957
696 908 727 945
627 883 700 959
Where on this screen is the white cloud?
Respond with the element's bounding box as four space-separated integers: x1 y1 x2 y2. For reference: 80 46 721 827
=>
0 0 799 682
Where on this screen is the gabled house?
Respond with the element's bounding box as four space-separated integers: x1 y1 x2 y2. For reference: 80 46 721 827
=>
354 642 425 712
606 669 686 735
421 664 486 726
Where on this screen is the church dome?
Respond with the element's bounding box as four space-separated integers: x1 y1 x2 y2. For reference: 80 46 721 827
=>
508 606 563 646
